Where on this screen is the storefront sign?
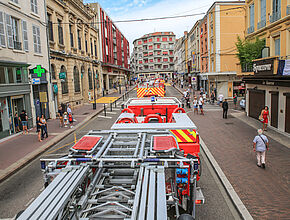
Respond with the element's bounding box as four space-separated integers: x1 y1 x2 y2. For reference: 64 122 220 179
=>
252 58 274 75
33 65 45 77
53 84 58 93
39 92 47 103
59 72 66 79
32 78 40 84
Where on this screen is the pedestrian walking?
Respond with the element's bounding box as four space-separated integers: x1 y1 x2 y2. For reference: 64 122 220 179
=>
181 80 184 89
40 114 48 139
58 106 64 127
36 116 42 142
14 113 20 132
222 99 229 119
19 110 28 134
210 91 215 104
63 112 68 127
259 106 270 131
193 96 198 114
199 95 204 115
233 93 238 109
67 104 72 115
218 94 224 106
253 129 269 168
68 113 74 128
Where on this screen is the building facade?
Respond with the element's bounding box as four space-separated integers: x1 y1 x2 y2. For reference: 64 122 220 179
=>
174 36 185 80
201 1 246 98
0 0 55 138
132 32 175 79
90 3 130 94
187 20 201 89
242 0 290 134
47 0 101 110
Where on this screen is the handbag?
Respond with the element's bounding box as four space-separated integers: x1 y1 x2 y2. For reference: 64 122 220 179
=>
259 114 263 121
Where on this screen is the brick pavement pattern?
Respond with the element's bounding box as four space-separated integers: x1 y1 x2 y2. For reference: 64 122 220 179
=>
188 109 290 219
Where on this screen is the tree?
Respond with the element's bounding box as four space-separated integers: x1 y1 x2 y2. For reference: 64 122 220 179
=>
235 36 265 72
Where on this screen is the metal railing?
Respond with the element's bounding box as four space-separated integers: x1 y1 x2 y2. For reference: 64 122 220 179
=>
13 41 22 50
257 19 266 29
287 5 290 15
270 10 281 23
247 26 254 34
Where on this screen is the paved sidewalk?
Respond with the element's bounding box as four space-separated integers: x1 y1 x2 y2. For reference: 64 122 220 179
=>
174 84 290 219
0 86 134 182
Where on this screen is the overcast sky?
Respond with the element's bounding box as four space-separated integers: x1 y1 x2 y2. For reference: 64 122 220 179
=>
84 0 235 52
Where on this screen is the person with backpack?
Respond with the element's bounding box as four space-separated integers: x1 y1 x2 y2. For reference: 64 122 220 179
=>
68 112 74 128
253 129 269 168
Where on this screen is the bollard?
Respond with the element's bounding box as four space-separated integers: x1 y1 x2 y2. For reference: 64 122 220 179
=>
114 100 117 108
110 102 112 112
123 95 125 101
103 104 106 117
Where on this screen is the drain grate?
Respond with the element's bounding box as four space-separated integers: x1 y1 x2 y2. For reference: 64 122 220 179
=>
225 122 234 125
82 112 89 115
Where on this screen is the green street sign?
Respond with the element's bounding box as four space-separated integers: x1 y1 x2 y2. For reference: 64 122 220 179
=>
34 65 45 77
59 72 66 79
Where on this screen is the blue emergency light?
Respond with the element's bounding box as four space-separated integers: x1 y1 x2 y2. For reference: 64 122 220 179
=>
151 96 155 102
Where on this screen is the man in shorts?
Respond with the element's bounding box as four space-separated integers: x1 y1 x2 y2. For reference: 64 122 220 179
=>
199 95 204 115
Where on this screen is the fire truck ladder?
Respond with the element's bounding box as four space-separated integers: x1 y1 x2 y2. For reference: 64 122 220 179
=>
19 130 201 220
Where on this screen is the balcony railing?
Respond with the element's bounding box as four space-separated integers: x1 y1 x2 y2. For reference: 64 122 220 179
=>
287 5 290 15
247 26 254 34
257 19 266 29
14 41 22 50
270 10 281 23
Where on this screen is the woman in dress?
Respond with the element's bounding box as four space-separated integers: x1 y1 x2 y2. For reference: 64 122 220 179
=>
36 116 42 142
260 106 269 131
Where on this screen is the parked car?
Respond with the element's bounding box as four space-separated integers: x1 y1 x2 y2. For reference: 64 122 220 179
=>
240 98 246 109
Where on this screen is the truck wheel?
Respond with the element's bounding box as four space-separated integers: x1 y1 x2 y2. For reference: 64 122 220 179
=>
177 214 194 220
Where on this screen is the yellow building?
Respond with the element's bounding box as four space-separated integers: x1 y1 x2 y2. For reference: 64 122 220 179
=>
243 0 290 134
47 0 101 109
201 1 246 98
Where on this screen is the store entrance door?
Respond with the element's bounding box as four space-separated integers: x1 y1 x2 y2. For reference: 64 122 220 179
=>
271 92 279 128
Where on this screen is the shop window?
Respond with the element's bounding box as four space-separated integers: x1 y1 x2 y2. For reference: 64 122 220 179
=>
0 67 5 84
7 67 14 83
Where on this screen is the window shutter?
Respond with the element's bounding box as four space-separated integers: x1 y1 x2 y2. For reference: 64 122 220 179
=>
22 20 28 51
5 14 13 48
36 26 41 53
34 0 38 14
0 12 6 47
33 25 37 53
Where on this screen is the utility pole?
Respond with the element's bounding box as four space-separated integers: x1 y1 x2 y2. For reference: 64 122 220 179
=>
92 64 96 109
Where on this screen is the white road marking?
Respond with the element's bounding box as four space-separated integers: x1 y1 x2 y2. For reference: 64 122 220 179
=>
25 197 35 207
106 112 117 114
97 115 112 119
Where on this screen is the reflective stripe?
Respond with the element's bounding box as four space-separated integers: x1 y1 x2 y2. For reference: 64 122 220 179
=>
170 129 197 143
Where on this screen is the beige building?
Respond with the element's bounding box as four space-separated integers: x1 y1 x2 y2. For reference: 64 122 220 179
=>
0 0 55 138
174 36 186 80
205 1 246 98
242 0 290 134
47 0 101 109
